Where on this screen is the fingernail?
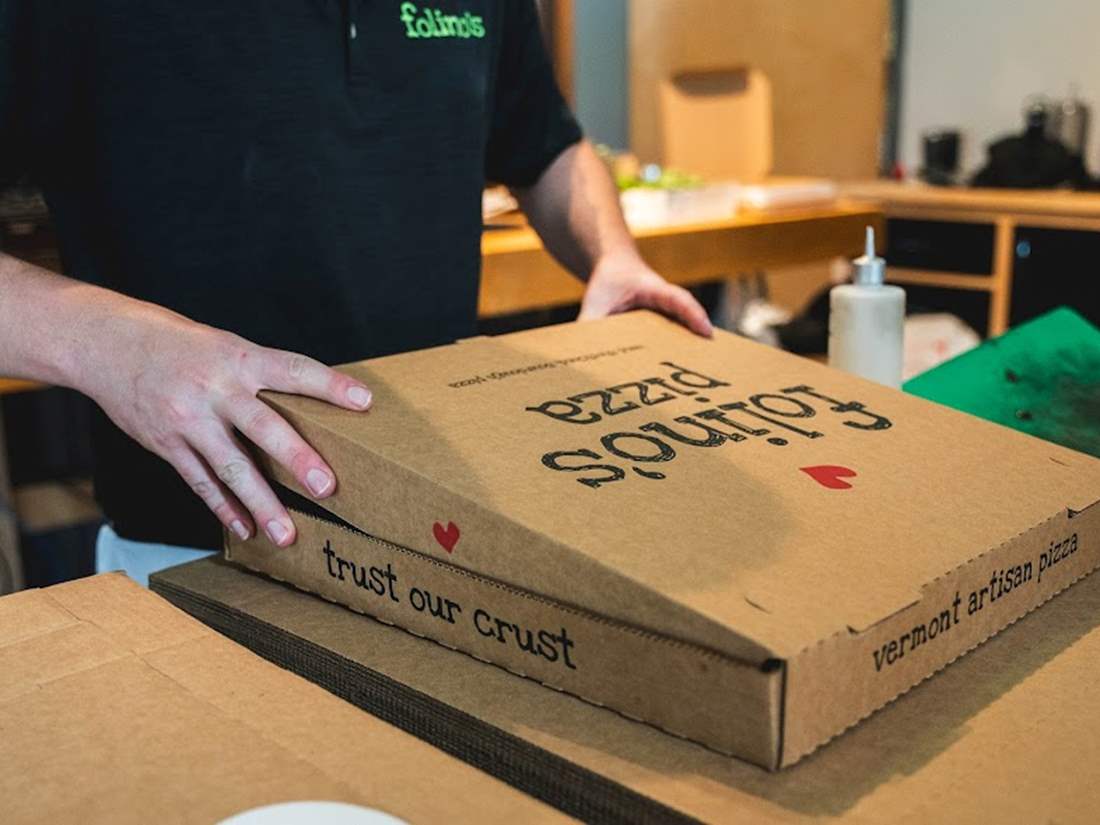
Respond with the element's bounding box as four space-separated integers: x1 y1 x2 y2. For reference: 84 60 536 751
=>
266 519 291 545
230 520 250 540
347 386 372 409
306 468 333 497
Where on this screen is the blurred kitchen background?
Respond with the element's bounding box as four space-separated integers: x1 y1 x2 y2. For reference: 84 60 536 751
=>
4 0 1100 592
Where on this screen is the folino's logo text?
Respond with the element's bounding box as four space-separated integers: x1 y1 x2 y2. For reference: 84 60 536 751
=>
400 2 486 39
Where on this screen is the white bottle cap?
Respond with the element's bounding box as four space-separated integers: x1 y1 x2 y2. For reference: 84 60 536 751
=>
852 226 886 285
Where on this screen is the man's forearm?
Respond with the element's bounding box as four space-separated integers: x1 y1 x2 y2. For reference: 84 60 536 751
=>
512 140 641 279
0 250 198 395
0 250 139 389
511 140 712 337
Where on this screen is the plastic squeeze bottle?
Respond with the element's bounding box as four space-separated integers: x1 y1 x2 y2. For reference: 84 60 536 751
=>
827 226 905 387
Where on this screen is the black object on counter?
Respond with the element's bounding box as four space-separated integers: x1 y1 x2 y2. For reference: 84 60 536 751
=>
920 130 961 186
972 103 1090 189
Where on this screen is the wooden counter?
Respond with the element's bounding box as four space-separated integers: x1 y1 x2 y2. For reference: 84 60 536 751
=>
479 201 883 317
1 200 883 384
0 379 39 396
844 180 1100 223
843 180 1100 336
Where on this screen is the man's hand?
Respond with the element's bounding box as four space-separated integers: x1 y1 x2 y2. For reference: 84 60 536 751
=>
78 305 372 547
511 140 713 338
0 252 371 548
579 252 713 337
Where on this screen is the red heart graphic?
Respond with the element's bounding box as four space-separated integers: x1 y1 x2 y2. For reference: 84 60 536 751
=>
432 521 460 553
800 465 857 490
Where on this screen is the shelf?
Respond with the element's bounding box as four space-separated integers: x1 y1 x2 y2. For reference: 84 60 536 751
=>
888 269 996 292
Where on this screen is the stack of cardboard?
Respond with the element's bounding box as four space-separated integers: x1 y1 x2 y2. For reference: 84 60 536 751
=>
212 311 1100 771
153 554 1100 823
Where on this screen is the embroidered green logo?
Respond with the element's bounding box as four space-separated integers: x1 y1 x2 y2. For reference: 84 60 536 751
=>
400 2 485 39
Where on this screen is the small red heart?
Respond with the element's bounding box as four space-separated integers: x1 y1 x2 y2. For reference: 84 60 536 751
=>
800 465 857 490
432 521 460 553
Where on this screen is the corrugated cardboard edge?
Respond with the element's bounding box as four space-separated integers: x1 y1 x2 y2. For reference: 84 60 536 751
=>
150 562 703 825
227 509 783 768
782 499 1100 766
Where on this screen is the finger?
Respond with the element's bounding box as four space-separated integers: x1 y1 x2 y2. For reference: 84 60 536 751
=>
259 349 372 411
641 283 714 338
229 395 335 499
167 446 253 541
578 295 610 321
189 425 297 547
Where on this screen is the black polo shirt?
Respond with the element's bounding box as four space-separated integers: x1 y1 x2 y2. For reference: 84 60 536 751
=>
2 0 581 548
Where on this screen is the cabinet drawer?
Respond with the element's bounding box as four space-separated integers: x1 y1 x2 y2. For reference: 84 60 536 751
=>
1011 226 1100 328
885 218 994 275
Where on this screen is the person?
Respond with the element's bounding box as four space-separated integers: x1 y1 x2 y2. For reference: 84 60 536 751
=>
0 1 711 584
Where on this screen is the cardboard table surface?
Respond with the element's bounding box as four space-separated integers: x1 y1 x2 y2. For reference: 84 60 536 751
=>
156 556 1100 825
0 573 570 824
259 311 1100 663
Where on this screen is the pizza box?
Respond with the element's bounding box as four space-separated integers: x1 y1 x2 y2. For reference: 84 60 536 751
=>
226 311 1100 769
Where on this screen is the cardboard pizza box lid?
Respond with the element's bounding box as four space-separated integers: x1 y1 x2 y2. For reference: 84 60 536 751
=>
259 311 1100 662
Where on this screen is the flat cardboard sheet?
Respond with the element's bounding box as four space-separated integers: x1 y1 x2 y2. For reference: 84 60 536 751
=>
0 573 567 824
234 311 1100 766
155 557 1100 824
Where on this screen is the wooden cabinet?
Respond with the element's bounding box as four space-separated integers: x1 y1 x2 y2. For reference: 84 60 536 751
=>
629 0 890 181
846 181 1100 336
1011 225 1100 329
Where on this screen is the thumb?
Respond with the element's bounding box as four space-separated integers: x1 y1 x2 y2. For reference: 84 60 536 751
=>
578 283 617 320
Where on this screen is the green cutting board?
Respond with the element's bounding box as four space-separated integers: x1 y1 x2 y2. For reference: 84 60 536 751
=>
904 307 1100 458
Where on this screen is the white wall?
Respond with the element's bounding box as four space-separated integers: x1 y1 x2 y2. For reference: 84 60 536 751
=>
573 0 629 150
900 0 1100 177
